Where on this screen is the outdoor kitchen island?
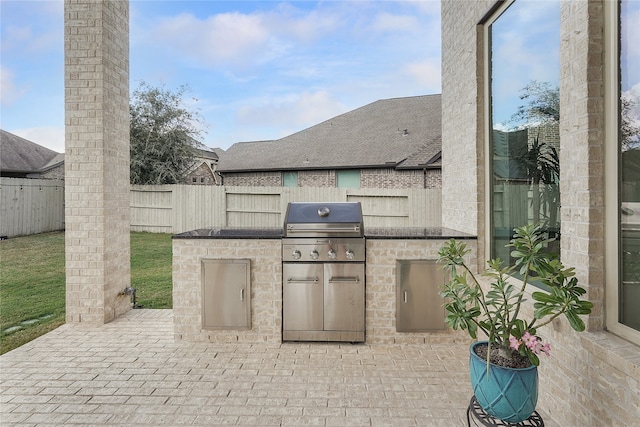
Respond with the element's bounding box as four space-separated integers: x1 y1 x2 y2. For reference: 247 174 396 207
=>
172 226 476 344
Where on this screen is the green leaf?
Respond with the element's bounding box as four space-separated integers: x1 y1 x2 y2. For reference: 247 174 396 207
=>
534 306 556 318
529 352 540 367
532 292 556 303
565 310 586 332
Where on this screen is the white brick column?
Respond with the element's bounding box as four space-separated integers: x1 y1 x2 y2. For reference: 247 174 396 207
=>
64 0 131 324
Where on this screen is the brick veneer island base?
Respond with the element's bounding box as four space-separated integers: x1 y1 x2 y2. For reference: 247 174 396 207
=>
172 228 477 344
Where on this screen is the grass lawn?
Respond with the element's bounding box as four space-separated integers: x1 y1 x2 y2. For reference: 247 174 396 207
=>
0 231 173 355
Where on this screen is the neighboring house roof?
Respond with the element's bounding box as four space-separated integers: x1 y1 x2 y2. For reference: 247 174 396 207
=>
196 147 219 161
0 129 62 175
217 94 442 172
41 153 66 172
185 147 219 173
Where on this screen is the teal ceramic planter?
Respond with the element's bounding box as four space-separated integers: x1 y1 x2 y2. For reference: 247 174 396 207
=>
469 341 538 423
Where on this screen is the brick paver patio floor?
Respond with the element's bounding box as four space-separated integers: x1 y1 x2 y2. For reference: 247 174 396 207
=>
0 310 558 426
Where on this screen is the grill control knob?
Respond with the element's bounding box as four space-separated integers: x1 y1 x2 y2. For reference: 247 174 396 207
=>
292 249 302 260
310 250 319 260
327 249 337 260
345 249 355 260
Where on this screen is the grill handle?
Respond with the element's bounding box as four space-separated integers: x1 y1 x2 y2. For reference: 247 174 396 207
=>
286 226 361 234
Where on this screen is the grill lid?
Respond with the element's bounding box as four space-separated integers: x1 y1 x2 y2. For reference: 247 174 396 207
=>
284 202 364 237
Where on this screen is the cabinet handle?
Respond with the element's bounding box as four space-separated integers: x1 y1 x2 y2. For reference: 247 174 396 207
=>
404 290 408 304
328 276 360 283
240 288 244 301
287 277 319 283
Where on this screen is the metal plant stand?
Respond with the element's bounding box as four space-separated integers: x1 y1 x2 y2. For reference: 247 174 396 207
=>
467 396 545 427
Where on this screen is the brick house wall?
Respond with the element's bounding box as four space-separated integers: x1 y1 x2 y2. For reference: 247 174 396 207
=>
186 162 217 185
222 171 283 186
39 164 65 180
297 170 335 187
222 168 442 189
441 1 639 426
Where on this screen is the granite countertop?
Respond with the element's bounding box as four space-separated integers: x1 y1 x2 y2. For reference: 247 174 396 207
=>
364 227 476 240
173 228 284 239
173 227 476 240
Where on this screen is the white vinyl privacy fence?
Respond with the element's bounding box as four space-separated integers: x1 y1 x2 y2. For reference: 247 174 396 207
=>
0 178 65 238
131 185 442 234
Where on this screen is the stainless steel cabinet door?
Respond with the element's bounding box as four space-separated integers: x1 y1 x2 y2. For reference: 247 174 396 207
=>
324 263 365 332
396 260 445 331
283 263 323 331
202 259 250 330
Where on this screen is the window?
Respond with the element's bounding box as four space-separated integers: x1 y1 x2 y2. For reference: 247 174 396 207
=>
337 170 360 188
606 0 640 341
487 0 561 268
283 172 298 187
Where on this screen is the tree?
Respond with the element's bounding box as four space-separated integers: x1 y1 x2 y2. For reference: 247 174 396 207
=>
509 80 559 127
621 94 640 152
510 81 561 234
130 82 206 184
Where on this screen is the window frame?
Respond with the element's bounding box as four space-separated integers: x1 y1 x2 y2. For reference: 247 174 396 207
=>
604 0 640 345
483 0 562 269
483 0 562 294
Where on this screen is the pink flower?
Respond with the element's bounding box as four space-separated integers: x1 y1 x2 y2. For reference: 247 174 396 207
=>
542 342 551 356
522 332 538 350
509 336 521 351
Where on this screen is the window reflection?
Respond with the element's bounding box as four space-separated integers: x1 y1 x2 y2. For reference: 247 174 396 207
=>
489 1 560 266
620 0 640 331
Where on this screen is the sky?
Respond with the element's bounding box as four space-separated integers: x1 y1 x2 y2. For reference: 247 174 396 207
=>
0 0 442 153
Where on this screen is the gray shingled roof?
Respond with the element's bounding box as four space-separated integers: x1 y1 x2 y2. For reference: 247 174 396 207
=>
197 148 219 160
0 129 60 174
217 94 441 172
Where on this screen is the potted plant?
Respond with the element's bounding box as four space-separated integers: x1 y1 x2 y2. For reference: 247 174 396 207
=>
437 223 593 423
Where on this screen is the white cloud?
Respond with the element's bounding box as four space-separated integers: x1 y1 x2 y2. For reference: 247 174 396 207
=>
269 3 341 42
622 6 640 91
0 66 26 106
623 82 640 127
399 0 441 17
149 12 271 68
1 2 63 54
144 5 342 72
11 127 65 153
372 12 420 33
403 60 441 92
236 91 347 135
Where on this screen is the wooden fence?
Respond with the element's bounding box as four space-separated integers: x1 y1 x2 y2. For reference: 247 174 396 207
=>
0 180 442 237
0 178 65 238
131 185 442 234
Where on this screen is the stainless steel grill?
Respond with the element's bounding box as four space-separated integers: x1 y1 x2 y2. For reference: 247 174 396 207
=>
282 202 365 342
284 202 364 238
